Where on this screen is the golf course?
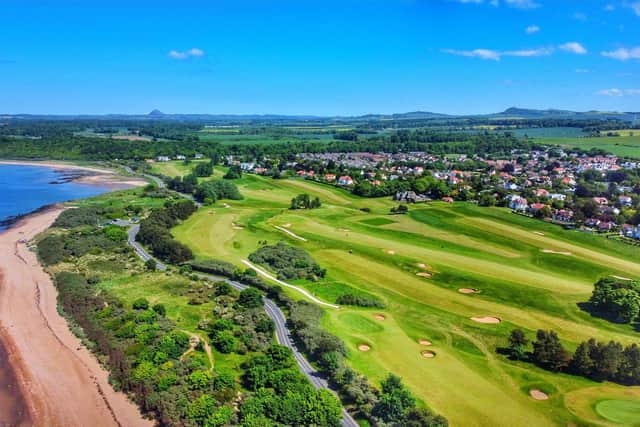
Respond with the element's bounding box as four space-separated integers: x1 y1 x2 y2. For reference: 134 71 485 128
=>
163 163 640 427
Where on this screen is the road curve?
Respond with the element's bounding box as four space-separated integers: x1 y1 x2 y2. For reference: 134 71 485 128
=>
126 226 357 427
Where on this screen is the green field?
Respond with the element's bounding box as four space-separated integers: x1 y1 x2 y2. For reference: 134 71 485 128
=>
172 172 640 426
536 135 640 158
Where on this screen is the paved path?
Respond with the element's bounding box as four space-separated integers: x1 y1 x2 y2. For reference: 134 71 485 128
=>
126 227 356 427
241 259 339 309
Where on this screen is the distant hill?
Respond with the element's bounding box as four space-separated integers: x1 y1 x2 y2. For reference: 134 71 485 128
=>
2 108 638 123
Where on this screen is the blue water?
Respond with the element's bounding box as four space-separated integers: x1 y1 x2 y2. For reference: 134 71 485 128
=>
0 164 110 230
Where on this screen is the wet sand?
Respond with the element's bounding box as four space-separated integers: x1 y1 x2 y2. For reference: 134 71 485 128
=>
0 208 153 427
0 331 31 427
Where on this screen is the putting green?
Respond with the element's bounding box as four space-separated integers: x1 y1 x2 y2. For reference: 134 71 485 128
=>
595 400 640 425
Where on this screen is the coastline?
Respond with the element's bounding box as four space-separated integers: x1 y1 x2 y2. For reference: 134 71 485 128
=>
0 207 154 427
0 160 147 190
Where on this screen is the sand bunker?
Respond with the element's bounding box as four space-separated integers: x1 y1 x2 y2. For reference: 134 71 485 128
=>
417 263 430 269
282 223 291 228
419 339 432 346
529 389 549 400
420 350 436 359
471 316 501 324
416 272 432 278
612 275 633 281
533 231 545 236
232 223 244 230
374 314 386 321
541 249 572 256
459 288 478 294
385 250 396 255
222 203 231 208
358 344 371 352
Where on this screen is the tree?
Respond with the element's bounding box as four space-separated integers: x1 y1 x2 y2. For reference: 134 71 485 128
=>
152 303 166 316
589 277 640 323
238 288 263 309
570 340 595 377
212 330 237 353
223 164 242 179
507 329 529 360
145 258 157 271
373 374 416 423
132 298 150 310
532 330 569 372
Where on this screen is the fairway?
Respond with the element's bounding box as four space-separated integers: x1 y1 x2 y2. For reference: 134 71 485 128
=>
173 173 640 426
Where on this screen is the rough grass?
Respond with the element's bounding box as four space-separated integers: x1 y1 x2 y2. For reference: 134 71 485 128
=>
536 136 640 159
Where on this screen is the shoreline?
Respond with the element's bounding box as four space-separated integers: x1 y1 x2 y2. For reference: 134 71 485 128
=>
0 159 147 190
0 207 154 427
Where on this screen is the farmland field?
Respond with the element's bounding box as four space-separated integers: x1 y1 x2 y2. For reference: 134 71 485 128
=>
536 135 640 158
172 171 640 427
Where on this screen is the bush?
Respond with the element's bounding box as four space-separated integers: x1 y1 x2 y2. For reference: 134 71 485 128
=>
189 259 236 277
248 242 325 280
194 180 243 203
335 293 385 308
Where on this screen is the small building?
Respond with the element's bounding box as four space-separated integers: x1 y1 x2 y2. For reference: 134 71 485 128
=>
338 176 354 186
619 195 633 207
325 173 336 182
156 156 170 162
509 197 528 211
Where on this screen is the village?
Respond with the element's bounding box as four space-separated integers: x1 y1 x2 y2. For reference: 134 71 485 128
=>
188 148 640 243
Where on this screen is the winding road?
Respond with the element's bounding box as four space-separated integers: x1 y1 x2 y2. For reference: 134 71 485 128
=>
126 224 357 427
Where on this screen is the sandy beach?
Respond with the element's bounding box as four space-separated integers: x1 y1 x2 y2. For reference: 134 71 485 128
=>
0 160 147 189
0 208 153 427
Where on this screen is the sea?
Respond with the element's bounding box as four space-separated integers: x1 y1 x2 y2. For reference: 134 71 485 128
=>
0 163 110 425
0 164 109 230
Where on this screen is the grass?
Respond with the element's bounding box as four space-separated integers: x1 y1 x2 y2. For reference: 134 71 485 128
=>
172 173 640 426
595 400 640 426
536 136 640 159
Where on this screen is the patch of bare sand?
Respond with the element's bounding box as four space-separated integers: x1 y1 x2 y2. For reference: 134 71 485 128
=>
417 263 430 269
419 339 432 346
529 389 549 400
0 209 151 427
282 223 291 228
416 272 432 278
470 316 501 324
541 249 572 256
420 350 436 359
533 231 545 236
358 344 371 352
374 314 386 321
384 250 396 255
458 288 478 294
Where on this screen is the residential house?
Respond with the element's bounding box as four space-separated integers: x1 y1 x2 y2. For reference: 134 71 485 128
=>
338 176 354 186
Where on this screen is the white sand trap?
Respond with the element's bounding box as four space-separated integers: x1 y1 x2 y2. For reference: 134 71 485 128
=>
282 223 291 228
222 203 231 208
471 316 501 324
529 389 549 400
459 288 478 294
533 231 545 236
541 249 572 256
374 314 386 321
419 339 432 346
385 250 396 255
275 226 307 241
417 263 430 269
612 275 633 281
232 223 244 230
416 272 432 278
358 344 371 352
421 350 436 359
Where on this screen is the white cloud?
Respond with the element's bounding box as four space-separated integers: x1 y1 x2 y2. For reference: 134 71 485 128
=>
597 88 640 96
443 46 552 60
168 48 206 60
575 68 590 73
573 12 587 21
601 46 640 60
525 25 540 34
453 0 539 8
442 48 501 60
628 2 640 16
559 42 587 55
505 0 540 9
604 4 615 11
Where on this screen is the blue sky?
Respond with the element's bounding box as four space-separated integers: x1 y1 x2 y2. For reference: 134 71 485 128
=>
0 0 638 115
